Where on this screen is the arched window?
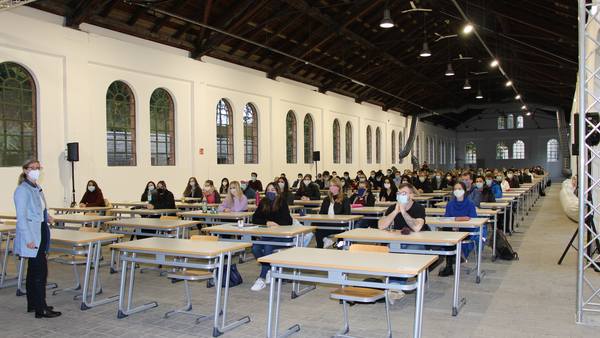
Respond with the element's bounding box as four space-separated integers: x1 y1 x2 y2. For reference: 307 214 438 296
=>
366 126 372 164
439 140 443 164
547 139 559 162
149 88 175 166
429 137 435 164
216 99 234 164
450 141 455 164
496 141 509 159
286 111 297 163
513 140 525 159
413 135 420 164
303 114 314 163
391 131 396 164
507 114 514 129
398 132 403 164
243 103 259 164
465 142 476 164
517 115 524 128
345 122 353 163
0 62 37 166
375 127 381 164
498 116 505 129
333 119 340 163
106 81 136 166
425 137 431 164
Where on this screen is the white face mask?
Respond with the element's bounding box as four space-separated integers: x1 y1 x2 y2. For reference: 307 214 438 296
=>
28 169 41 181
454 190 465 198
507 174 513 179
204 186 211 191
384 183 391 189
278 182 285 190
229 188 236 193
303 180 311 186
88 186 96 192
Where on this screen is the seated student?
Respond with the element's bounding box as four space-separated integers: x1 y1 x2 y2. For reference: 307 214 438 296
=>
343 172 356 188
250 182 294 291
317 171 331 189
147 180 176 215
380 177 398 202
277 177 295 205
432 170 448 190
506 169 520 189
316 178 351 249
393 171 402 187
354 170 365 182
523 168 533 183
484 173 502 199
349 180 376 229
475 176 496 203
183 177 203 201
443 173 456 191
386 168 393 178
401 174 413 185
240 179 257 200
339 177 351 197
496 172 510 192
218 178 229 195
413 171 433 194
291 173 303 188
331 171 338 179
141 181 156 202
438 182 479 277
516 170 523 184
249 172 263 192
461 171 482 208
202 180 221 203
280 173 286 179
294 174 320 201
79 180 105 207
218 181 248 212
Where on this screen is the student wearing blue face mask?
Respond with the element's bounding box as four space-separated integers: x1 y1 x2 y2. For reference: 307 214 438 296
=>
475 176 496 203
349 181 376 229
393 171 402 187
79 180 105 207
250 182 293 291
248 172 263 192
141 181 156 202
183 177 202 201
291 173 303 188
240 179 256 200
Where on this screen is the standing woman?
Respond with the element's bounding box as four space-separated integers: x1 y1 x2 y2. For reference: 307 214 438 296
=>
202 180 221 203
316 178 351 249
79 180 105 207
380 177 398 202
141 181 156 202
217 181 248 212
250 182 294 291
218 178 229 195
14 159 61 318
183 177 203 201
277 177 295 205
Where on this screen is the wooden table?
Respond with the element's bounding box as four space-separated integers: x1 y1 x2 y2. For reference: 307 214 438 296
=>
178 211 254 227
50 206 113 215
291 214 363 231
111 201 148 208
291 200 324 207
0 224 18 289
16 229 123 309
247 204 303 213
0 211 16 220
52 214 116 229
425 217 489 283
109 238 251 336
376 196 434 207
349 206 389 220
334 228 469 316
259 247 436 338
109 208 180 218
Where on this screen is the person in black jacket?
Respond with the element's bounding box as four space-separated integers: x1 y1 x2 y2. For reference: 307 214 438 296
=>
316 178 351 249
147 180 176 212
431 170 448 190
372 170 385 191
380 177 398 202
183 177 203 202
141 181 156 202
413 172 433 193
291 173 303 188
349 180 376 229
475 176 496 203
295 174 320 201
250 182 294 291
277 177 295 205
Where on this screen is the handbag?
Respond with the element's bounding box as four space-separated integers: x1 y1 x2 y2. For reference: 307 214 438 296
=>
221 263 243 287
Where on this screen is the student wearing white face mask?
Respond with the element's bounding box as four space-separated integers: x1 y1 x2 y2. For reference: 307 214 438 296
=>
505 169 520 189
294 174 320 201
217 181 248 212
201 180 221 203
277 177 295 205
496 172 510 192
380 177 398 202
79 180 105 207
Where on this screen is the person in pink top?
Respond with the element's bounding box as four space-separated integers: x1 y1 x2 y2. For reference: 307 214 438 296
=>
218 181 248 212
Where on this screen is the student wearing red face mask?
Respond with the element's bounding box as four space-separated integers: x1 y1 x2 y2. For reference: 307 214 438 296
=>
315 178 351 249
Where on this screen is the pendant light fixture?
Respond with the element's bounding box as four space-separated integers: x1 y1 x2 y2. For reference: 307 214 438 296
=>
419 13 431 57
463 79 471 90
445 63 454 76
476 89 483 99
380 8 394 28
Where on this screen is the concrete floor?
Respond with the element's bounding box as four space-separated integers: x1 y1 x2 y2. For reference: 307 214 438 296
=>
1 184 599 337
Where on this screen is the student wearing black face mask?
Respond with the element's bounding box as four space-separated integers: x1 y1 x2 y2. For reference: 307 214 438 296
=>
147 180 176 214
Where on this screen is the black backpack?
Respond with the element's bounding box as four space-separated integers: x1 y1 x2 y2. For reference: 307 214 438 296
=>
496 230 519 261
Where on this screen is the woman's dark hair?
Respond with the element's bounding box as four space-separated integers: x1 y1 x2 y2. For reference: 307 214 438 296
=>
401 175 412 184
339 177 349 192
219 177 229 194
184 177 198 196
277 176 290 196
142 181 156 197
260 182 284 213
299 174 313 193
155 180 167 204
87 180 101 192
383 177 397 193
454 181 467 193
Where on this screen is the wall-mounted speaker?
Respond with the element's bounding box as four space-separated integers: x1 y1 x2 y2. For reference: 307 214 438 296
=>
313 151 320 161
67 142 79 162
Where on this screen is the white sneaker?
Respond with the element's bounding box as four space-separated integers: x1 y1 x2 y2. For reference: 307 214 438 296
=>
388 290 405 305
265 271 271 285
250 278 266 291
323 237 334 249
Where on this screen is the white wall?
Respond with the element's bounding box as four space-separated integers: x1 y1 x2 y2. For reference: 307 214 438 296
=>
0 7 457 209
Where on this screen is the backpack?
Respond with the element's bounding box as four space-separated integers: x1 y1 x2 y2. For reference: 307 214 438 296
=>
496 230 519 261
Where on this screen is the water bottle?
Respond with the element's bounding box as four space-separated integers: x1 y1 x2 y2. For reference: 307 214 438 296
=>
376 191 380 202
255 191 260 206
181 193 185 204
63 197 67 207
202 197 208 213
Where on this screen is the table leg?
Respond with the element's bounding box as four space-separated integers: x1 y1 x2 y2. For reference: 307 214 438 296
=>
492 216 498 262
0 232 19 288
453 243 466 316
213 251 250 336
476 225 485 283
117 252 157 318
82 241 119 309
413 270 425 338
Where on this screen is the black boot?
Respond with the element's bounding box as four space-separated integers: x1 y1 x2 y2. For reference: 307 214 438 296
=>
438 256 455 277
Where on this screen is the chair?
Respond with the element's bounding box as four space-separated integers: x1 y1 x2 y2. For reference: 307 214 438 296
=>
329 244 392 338
164 235 218 323
52 227 103 298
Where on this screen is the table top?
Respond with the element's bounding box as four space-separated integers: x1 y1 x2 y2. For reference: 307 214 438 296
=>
50 229 123 244
204 224 317 236
0 224 16 232
247 204 302 211
109 237 251 256
109 208 180 215
425 216 489 227
434 201 509 208
179 211 254 218
350 206 389 214
420 192 451 197
53 214 116 223
292 214 364 221
497 197 516 202
334 228 469 244
424 207 501 216
106 218 201 229
112 201 148 207
376 197 432 206
51 206 113 212
0 211 16 219
292 200 324 205
258 247 437 276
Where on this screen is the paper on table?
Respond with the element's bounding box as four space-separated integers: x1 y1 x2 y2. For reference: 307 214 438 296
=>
434 217 454 222
229 225 258 228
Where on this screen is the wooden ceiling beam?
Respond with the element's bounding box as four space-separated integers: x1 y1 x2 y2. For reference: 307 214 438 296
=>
99 0 120 18
150 0 189 34
65 0 98 28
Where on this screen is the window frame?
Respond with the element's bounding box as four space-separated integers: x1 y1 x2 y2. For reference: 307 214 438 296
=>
345 121 353 164
366 126 372 164
149 88 175 166
106 80 137 166
465 141 476 164
391 130 396 164
286 111 297 164
513 140 525 159
303 114 314 164
216 98 234 164
547 139 559 162
375 127 381 164
333 119 340 163
496 141 509 159
243 103 259 164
